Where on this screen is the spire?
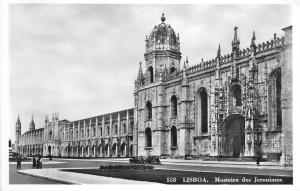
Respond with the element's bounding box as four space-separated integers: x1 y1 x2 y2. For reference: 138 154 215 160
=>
16 114 21 126
233 26 238 42
186 56 189 67
232 26 240 52
217 44 221 58
137 61 143 79
250 31 257 57
251 31 256 46
161 13 166 23
29 114 35 131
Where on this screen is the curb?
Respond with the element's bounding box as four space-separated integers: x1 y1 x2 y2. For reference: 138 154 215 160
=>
17 170 75 184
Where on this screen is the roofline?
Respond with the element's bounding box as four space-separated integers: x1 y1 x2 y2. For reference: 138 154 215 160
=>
282 25 292 31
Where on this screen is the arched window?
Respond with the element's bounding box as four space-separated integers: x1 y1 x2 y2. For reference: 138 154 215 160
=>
145 128 152 147
232 85 242 106
171 95 178 117
148 66 154 83
200 89 208 133
114 125 118 135
123 123 126 134
269 68 282 128
171 126 177 147
146 101 152 120
129 121 134 134
106 126 110 136
276 72 282 126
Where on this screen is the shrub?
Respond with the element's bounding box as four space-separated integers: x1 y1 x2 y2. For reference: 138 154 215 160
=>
99 164 154 171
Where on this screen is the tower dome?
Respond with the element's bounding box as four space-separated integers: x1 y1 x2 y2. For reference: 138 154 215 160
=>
145 13 180 52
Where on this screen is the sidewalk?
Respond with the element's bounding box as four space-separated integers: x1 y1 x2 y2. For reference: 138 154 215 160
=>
90 158 292 170
18 168 153 184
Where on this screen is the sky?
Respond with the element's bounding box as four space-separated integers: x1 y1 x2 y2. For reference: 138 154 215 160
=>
9 4 291 141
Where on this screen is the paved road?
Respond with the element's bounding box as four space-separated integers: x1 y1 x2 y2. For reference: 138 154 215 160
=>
10 162 66 184
9 158 292 184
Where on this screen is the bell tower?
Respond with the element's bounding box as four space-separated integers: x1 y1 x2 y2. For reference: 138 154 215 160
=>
144 13 181 83
15 115 21 153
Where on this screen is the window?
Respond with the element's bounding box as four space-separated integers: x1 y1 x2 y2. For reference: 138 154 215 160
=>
200 89 208 133
276 71 282 126
93 127 96 137
114 125 118 135
123 123 126 134
146 101 152 120
170 67 176 74
171 95 178 117
269 68 282 128
148 66 154 83
145 128 152 147
106 126 110 136
87 129 89 138
232 85 242 106
129 121 134 134
99 127 102 137
171 126 177 147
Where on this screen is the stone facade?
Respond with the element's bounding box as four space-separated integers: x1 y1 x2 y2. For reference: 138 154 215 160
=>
15 14 292 165
16 109 135 158
134 14 292 164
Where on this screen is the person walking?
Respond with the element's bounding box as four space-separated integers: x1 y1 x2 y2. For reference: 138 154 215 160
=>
39 156 43 169
36 157 40 169
32 157 36 168
16 156 19 170
17 156 22 170
256 156 260 167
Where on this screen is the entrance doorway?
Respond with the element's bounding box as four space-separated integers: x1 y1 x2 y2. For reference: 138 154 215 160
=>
222 114 245 158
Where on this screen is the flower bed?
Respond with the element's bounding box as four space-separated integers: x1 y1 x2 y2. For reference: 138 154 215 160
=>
99 164 154 171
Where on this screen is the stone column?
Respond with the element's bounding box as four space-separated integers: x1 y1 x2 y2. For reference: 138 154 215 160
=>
102 116 105 137
83 120 86 139
96 117 98 138
110 114 112 137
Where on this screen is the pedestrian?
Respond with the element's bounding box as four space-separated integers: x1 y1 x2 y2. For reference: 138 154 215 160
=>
36 157 40 169
17 156 22 170
256 156 260 167
39 156 43 169
32 157 36 168
16 156 19 170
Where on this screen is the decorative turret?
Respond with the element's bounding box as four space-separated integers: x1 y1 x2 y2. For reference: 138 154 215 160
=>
232 26 240 59
45 114 49 123
137 61 143 79
250 31 256 55
143 13 181 83
15 114 22 153
217 44 221 58
215 44 222 82
29 114 35 131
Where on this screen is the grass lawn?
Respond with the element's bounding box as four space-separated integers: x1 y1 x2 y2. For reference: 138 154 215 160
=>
61 168 292 184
